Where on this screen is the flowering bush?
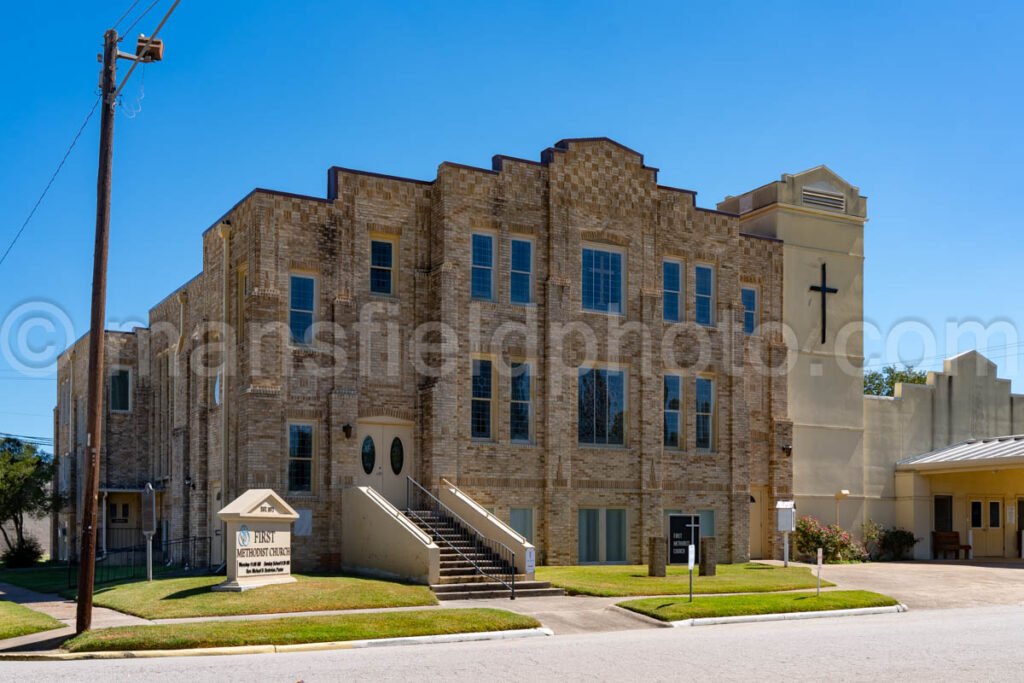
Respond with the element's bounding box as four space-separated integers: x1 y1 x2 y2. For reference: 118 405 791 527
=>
794 516 867 563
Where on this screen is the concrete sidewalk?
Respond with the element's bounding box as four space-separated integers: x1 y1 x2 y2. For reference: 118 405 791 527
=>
0 581 151 652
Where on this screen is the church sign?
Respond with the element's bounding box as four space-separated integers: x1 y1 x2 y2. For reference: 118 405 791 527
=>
214 489 299 592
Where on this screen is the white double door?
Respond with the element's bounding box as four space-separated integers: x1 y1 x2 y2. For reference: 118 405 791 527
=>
356 419 414 509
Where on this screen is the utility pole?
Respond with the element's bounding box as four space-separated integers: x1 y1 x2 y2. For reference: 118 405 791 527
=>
76 2 179 634
76 26 118 635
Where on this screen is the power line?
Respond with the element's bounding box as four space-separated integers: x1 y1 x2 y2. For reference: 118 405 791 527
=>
123 0 162 38
0 96 101 271
113 0 144 31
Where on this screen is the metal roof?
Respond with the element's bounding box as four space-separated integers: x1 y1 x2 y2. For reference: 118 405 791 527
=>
897 435 1024 471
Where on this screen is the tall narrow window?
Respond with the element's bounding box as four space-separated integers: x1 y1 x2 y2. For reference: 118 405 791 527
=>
510 361 532 443
663 260 681 322
472 359 493 439
578 508 627 563
288 423 314 492
741 287 758 335
582 247 623 314
370 239 394 295
510 239 533 304
664 375 681 448
510 508 534 543
578 367 626 446
289 275 315 345
110 369 131 412
695 377 714 451
695 265 715 326
472 234 494 300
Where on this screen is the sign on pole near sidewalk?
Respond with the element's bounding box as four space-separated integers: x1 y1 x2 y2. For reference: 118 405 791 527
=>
816 547 823 596
688 543 696 602
142 483 156 581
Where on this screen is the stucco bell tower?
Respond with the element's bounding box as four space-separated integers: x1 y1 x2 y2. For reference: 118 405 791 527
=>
720 168 869 531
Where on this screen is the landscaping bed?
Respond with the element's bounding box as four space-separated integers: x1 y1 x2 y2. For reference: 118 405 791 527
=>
619 590 898 622
537 562 834 597
63 608 539 653
0 600 65 640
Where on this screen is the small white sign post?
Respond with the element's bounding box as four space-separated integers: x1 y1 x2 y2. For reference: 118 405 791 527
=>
142 483 156 581
816 547 823 597
214 489 299 592
776 500 796 567
688 543 696 603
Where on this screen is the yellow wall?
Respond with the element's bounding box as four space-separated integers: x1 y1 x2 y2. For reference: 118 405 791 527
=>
899 468 1024 559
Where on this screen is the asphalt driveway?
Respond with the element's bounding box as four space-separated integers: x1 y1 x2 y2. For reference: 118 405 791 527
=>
788 560 1024 609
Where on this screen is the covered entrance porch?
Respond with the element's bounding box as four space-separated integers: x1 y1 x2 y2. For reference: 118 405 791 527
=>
896 436 1024 560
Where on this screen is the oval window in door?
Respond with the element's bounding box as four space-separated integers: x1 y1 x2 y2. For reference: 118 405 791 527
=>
361 436 375 475
390 437 404 475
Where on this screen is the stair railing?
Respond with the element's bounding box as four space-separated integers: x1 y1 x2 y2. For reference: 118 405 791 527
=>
406 476 515 599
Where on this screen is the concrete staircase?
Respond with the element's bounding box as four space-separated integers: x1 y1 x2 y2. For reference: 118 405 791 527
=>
404 509 563 600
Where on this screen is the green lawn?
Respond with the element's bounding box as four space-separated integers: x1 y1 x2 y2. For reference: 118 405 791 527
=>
619 590 898 622
63 608 539 653
0 600 65 640
85 574 437 619
537 562 834 597
0 564 73 594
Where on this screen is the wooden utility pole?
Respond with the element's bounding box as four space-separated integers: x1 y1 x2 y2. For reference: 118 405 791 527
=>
76 1 178 634
76 27 118 635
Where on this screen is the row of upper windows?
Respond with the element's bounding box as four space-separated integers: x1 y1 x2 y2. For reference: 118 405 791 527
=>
286 242 760 345
470 359 717 452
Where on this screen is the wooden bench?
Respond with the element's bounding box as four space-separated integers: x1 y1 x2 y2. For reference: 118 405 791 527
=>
932 531 971 559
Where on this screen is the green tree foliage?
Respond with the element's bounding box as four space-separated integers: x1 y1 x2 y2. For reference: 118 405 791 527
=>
0 437 60 564
863 364 927 397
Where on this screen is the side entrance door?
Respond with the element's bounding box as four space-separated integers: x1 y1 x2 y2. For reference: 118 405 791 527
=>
749 485 769 559
356 419 414 509
970 498 1004 557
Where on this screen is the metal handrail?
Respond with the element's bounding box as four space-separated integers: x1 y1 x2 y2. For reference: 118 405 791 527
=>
406 476 516 599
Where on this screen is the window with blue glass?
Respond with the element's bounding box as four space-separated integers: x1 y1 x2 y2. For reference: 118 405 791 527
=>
510 239 533 305
472 359 493 439
695 265 714 326
578 367 626 445
695 377 714 451
663 260 681 322
582 247 623 314
370 239 394 294
289 275 315 345
288 423 314 492
510 361 532 442
741 287 758 335
664 375 681 448
471 234 494 300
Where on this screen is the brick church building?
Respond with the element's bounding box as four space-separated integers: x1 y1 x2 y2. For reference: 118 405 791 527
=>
54 138 872 572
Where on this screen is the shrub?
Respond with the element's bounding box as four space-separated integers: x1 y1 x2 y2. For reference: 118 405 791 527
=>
2 536 43 568
861 520 920 561
794 516 866 563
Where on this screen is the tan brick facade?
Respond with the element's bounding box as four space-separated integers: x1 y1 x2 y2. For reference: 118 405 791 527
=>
54 138 792 569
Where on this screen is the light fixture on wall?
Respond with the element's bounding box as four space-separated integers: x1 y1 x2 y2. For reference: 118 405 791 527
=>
781 444 793 457
184 476 195 491
342 423 353 439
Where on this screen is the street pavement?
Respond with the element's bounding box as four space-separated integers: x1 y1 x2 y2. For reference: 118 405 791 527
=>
3 604 1021 681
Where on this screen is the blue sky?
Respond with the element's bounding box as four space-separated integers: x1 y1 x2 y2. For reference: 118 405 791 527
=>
2 0 1023 444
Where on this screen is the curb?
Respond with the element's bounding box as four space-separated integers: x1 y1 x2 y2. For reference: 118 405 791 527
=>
607 604 673 629
670 603 909 627
0 627 554 661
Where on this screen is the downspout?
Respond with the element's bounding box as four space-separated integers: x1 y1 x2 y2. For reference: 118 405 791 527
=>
100 491 108 558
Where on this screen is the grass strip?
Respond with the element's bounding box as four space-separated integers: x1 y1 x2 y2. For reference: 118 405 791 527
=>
619 590 898 622
63 608 539 652
537 562 834 597
79 574 437 620
0 600 65 640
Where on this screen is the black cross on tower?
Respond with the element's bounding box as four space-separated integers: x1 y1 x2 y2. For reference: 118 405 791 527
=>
809 263 838 344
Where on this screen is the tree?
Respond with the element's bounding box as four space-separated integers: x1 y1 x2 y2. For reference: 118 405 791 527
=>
0 437 60 561
863 364 928 397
